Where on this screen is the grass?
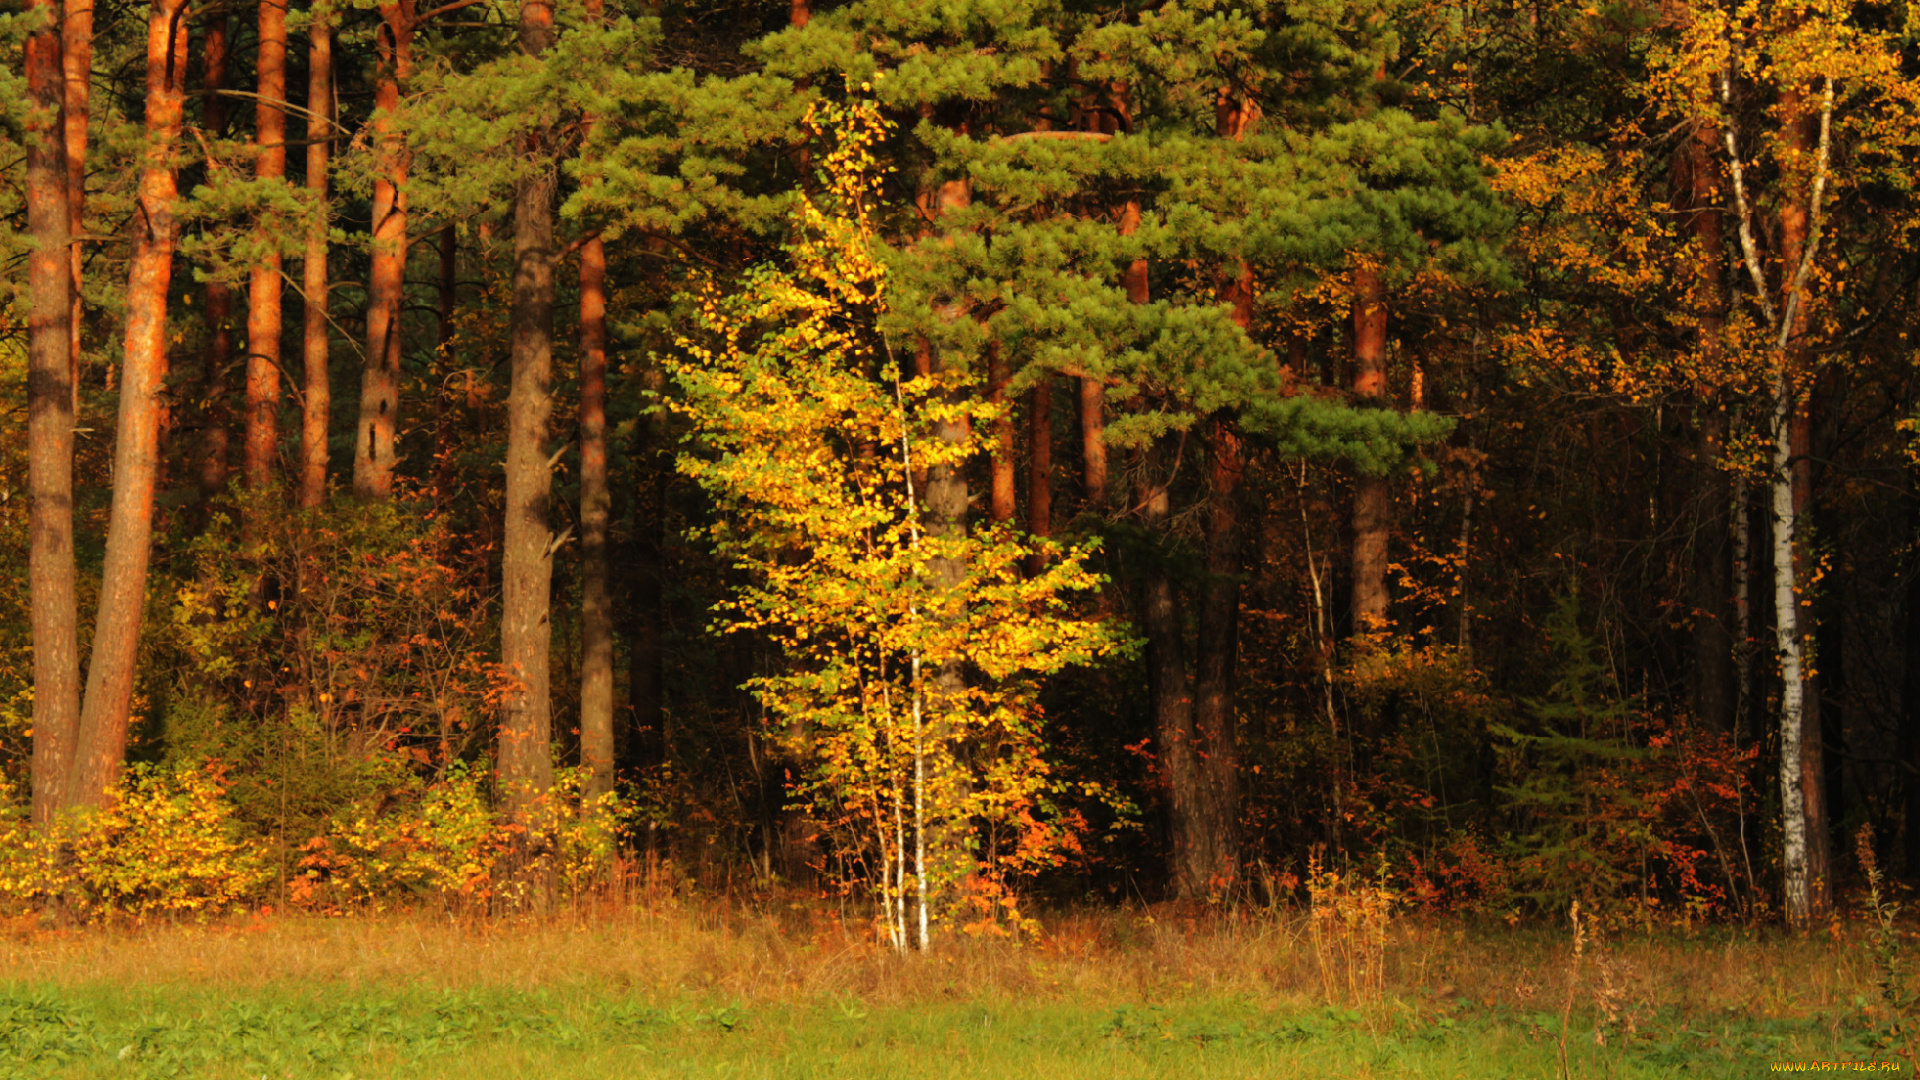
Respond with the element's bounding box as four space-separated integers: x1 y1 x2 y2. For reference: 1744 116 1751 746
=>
0 899 1904 1078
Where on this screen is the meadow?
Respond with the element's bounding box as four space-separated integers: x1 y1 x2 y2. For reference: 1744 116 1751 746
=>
0 896 1897 1079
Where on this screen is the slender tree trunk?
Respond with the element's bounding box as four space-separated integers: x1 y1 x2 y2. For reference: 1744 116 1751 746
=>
299 2 332 508
245 0 287 490
498 0 558 812
1775 87 1830 923
1079 198 1147 512
1733 472 1755 735
26 0 80 826
629 366 667 772
432 225 456 510
1079 379 1107 509
352 0 411 498
1025 375 1051 576
578 38 615 793
1350 261 1390 630
1901 475 1920 874
1680 120 1734 732
61 0 89 408
988 345 1015 524
68 0 189 806
198 18 234 502
1137 448 1203 896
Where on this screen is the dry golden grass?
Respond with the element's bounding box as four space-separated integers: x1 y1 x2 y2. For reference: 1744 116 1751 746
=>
0 890 1874 1024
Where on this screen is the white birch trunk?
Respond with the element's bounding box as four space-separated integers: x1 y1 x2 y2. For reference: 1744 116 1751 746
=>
1770 377 1809 927
1718 65 1833 928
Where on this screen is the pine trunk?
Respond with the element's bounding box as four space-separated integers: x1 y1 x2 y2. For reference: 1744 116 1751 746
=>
1680 121 1734 732
245 0 287 491
61 0 89 406
1079 378 1107 509
1902 475 1920 874
432 225 456 510
1137 449 1203 896
498 0 558 812
1024 375 1051 576
353 0 411 499
579 226 614 796
629 366 669 771
1190 417 1243 893
26 0 80 826
988 345 1015 524
299 3 332 508
198 19 233 502
69 0 188 806
1350 262 1390 630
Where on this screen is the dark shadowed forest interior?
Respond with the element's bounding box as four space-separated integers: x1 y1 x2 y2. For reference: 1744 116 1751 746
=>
2 0 1917 941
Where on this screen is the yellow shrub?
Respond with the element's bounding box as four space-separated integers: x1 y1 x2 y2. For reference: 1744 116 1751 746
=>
297 765 626 911
0 764 268 917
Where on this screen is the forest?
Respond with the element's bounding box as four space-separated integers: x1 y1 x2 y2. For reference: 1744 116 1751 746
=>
3 0 1919 955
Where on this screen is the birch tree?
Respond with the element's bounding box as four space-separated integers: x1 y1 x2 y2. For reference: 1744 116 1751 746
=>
673 98 1127 947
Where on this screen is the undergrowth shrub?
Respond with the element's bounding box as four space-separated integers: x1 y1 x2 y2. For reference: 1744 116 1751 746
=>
0 764 268 916
294 766 626 913
1491 597 1757 924
1306 850 1397 1006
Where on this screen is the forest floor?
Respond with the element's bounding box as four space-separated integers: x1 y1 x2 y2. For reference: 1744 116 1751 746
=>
0 895 1900 1078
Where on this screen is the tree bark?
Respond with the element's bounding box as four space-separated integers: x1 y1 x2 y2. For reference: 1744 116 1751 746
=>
499 0 558 812
1190 417 1243 893
26 0 80 827
988 344 1015 524
629 367 668 772
1350 260 1390 630
245 0 287 490
432 224 457 510
299 2 332 508
61 0 89 408
1136 448 1203 896
1902 475 1920 875
198 18 233 502
68 0 189 806
578 52 615 794
1679 120 1734 733
1079 378 1107 509
352 0 411 498
1025 375 1051 576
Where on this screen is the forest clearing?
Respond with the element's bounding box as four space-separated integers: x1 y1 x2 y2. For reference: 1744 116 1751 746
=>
4 0 1920 1071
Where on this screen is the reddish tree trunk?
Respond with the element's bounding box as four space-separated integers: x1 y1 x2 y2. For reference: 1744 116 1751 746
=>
299 4 332 507
1025 375 1051 575
353 0 412 499
26 0 80 826
198 18 234 501
69 0 189 806
988 345 1015 524
499 0 558 812
1350 261 1391 630
245 0 288 490
61 0 90 407
1191 417 1244 892
1678 121 1734 733
1136 451 1203 894
1079 378 1107 509
431 225 455 511
578 24 614 792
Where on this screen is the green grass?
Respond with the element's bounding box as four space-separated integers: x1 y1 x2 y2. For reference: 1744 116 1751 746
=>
0 980 1900 1079
0 909 1905 1078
